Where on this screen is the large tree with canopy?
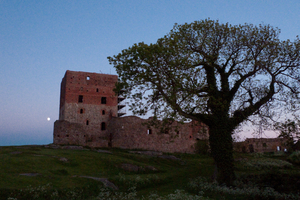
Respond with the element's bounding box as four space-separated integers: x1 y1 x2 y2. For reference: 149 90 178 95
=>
108 19 300 185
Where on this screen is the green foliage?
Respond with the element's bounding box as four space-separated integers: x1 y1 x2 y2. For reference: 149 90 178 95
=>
96 186 138 200
188 177 300 200
275 119 300 150
288 151 300 165
0 145 212 199
95 187 208 200
238 170 300 195
2 146 300 199
49 169 69 175
108 19 300 184
108 19 300 126
7 183 96 200
241 158 293 170
252 152 265 158
146 190 207 200
116 173 161 189
195 140 209 155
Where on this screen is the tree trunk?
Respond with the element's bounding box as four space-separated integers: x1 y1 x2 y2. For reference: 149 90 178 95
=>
209 118 235 185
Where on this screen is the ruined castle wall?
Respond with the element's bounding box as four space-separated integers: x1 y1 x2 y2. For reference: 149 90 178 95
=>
53 120 87 146
54 70 209 152
53 120 110 147
107 116 208 153
234 138 288 153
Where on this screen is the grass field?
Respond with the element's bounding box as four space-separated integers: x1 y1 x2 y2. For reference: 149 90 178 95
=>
0 145 299 199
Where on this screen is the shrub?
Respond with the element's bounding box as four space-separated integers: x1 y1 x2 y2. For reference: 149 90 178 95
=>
195 140 209 155
96 187 208 200
8 183 99 200
116 173 161 189
241 158 293 170
146 190 207 200
252 152 264 158
287 151 300 165
188 177 300 200
96 186 138 200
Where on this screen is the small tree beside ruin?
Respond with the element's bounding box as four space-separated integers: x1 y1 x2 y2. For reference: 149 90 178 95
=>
108 19 300 185
275 119 300 151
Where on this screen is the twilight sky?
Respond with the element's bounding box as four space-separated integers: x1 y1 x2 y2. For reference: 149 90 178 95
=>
0 0 299 146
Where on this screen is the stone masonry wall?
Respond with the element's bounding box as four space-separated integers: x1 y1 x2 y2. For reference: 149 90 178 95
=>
54 116 209 153
234 138 288 153
107 116 209 153
59 70 118 120
53 120 87 146
53 120 110 147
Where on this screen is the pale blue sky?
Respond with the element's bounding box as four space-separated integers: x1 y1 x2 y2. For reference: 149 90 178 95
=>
0 0 299 146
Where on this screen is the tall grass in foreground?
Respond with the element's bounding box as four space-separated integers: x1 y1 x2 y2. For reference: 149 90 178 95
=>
7 184 209 200
96 187 208 200
188 177 300 200
7 183 98 200
7 179 300 200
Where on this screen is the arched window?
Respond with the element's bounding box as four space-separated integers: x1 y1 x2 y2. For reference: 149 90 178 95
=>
80 109 84 114
102 110 105 115
86 120 89 125
101 122 106 130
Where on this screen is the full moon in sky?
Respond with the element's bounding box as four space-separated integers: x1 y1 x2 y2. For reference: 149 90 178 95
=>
47 117 50 121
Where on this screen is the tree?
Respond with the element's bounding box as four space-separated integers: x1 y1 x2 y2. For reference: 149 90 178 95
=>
108 19 300 185
275 119 300 151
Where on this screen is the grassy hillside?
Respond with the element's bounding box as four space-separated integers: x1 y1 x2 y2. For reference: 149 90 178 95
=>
0 145 299 199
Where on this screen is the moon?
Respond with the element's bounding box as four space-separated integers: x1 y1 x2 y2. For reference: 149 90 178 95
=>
47 117 51 121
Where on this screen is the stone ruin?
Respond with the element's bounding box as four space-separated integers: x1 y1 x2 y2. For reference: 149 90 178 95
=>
54 70 286 154
234 138 288 153
53 70 209 153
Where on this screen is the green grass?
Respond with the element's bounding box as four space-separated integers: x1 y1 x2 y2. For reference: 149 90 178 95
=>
0 145 213 199
1 145 300 199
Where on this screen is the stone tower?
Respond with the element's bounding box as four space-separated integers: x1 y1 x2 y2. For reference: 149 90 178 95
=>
53 70 125 147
